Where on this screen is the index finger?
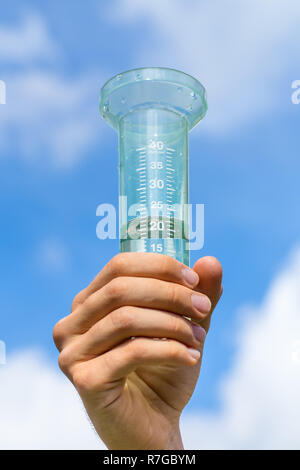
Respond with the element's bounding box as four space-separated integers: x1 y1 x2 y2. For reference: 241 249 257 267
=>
72 253 199 311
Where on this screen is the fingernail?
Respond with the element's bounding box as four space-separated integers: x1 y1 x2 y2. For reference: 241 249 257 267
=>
182 268 199 287
191 294 211 315
188 348 201 360
191 324 207 342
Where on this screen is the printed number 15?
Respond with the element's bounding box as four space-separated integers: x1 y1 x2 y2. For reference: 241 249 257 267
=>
151 243 163 253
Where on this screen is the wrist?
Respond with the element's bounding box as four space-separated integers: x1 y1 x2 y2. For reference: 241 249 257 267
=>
165 423 184 450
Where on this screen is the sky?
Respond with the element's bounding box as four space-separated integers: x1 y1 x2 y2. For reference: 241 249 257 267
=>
0 0 299 449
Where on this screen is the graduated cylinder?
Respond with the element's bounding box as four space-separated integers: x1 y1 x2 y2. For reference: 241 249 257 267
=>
100 67 207 266
119 108 189 265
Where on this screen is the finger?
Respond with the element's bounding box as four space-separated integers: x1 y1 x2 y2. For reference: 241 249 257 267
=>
63 277 212 335
192 256 223 332
71 253 199 311
59 307 206 360
70 337 201 395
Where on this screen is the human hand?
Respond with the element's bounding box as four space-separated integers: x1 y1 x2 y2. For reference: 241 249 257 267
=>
53 253 223 450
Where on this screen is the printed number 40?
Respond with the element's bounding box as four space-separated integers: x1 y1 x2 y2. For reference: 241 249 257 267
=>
149 140 164 150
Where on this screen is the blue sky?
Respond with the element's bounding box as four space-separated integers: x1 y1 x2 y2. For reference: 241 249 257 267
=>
0 0 300 439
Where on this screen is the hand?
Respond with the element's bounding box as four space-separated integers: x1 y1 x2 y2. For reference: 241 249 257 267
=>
53 253 223 450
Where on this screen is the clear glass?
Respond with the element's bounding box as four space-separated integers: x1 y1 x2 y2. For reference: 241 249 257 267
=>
100 67 207 266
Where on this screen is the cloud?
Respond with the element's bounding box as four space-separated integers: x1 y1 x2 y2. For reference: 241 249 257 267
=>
0 350 103 450
0 14 57 63
0 70 101 168
181 247 300 450
109 0 300 134
0 13 102 168
1 246 300 449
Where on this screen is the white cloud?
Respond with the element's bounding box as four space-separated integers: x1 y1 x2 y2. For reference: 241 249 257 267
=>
181 247 300 450
0 14 57 62
2 3 299 167
0 70 102 168
110 0 300 134
0 350 103 450
1 246 300 449
0 13 103 168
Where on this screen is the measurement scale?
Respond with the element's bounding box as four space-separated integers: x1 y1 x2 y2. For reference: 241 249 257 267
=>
100 67 207 266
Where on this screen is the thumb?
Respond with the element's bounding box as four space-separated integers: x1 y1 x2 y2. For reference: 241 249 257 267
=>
192 256 223 332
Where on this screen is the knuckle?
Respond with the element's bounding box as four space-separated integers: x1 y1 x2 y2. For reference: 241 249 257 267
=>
109 253 127 277
53 319 67 349
71 290 86 311
166 282 179 306
72 368 93 393
160 254 176 277
127 340 147 362
106 277 128 302
169 315 183 337
111 307 135 332
166 342 182 361
72 366 103 394
58 347 74 375
81 294 96 315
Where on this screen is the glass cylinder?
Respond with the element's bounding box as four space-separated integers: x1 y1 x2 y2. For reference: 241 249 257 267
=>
100 67 207 266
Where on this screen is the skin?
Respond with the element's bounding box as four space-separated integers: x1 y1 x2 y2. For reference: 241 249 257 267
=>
53 253 223 450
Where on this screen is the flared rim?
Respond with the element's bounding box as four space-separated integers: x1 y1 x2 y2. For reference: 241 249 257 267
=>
101 67 206 101
100 67 207 130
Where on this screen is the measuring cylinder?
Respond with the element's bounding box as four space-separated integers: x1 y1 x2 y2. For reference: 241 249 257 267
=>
100 67 207 266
